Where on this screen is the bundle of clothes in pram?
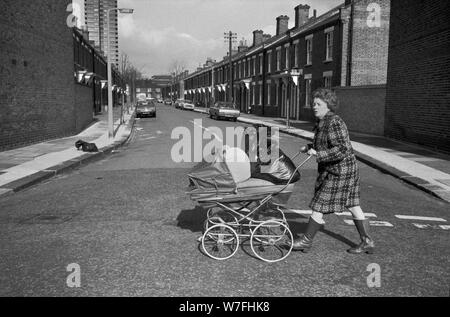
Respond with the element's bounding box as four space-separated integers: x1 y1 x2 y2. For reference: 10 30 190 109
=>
188 130 300 205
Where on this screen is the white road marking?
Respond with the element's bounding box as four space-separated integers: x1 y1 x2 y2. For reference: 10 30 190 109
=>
335 212 377 218
395 215 447 222
369 221 394 227
156 131 163 135
343 219 394 227
412 223 450 230
189 120 223 142
285 209 312 215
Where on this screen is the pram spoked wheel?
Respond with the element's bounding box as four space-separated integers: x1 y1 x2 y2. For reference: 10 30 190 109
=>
250 220 293 263
204 208 239 232
202 224 240 260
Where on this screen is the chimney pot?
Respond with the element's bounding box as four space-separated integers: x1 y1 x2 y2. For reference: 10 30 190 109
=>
252 30 264 47
294 4 310 28
276 15 290 35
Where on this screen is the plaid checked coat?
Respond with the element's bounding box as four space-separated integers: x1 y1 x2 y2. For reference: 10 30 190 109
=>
309 112 360 214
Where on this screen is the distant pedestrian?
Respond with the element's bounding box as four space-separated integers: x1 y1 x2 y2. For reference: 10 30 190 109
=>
291 88 375 254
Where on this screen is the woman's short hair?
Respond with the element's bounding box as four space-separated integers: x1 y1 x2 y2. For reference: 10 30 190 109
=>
312 88 338 112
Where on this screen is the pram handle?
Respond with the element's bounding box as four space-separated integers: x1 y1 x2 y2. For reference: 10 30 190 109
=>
268 153 312 198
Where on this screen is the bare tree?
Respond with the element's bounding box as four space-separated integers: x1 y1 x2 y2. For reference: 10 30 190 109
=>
119 52 144 103
169 60 187 78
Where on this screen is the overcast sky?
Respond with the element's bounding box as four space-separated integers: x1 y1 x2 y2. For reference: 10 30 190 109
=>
74 0 342 77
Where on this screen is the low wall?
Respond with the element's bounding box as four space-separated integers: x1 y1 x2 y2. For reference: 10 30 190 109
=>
334 85 386 136
74 85 94 132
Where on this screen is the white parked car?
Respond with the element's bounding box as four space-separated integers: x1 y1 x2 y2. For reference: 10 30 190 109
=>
177 99 195 110
209 101 240 121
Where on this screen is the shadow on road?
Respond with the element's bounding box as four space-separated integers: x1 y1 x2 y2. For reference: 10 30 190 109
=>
176 206 357 248
288 220 356 248
176 205 207 233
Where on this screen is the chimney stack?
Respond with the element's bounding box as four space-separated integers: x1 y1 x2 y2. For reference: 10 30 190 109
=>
238 39 248 52
252 30 264 47
276 15 289 35
294 4 310 28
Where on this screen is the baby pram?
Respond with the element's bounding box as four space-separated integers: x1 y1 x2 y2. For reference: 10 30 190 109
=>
187 145 311 263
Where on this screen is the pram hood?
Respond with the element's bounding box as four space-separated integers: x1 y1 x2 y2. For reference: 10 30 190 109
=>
188 147 250 192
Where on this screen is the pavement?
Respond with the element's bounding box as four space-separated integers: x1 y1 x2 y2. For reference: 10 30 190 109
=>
0 104 449 204
0 106 135 197
194 107 450 203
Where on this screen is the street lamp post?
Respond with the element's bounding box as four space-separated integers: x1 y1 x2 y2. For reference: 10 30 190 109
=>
107 7 133 138
286 68 301 129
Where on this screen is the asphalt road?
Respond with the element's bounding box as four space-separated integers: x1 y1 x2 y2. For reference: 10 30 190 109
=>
0 104 449 297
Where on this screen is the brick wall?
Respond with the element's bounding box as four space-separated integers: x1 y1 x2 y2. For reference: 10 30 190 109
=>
335 85 386 135
75 85 94 132
0 0 82 151
385 0 450 153
349 0 390 86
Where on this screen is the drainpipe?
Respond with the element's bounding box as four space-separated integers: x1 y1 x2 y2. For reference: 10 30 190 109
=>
346 1 354 86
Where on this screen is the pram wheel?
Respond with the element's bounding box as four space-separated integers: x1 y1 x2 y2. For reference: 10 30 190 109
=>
250 220 293 263
204 208 239 232
251 206 287 226
202 224 240 260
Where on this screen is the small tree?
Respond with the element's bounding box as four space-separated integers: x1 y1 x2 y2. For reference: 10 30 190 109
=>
119 52 143 103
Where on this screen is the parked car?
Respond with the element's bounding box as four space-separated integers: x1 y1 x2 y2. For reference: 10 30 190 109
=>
136 100 156 118
195 100 205 108
164 99 173 105
209 101 240 121
175 99 195 110
181 99 195 110
174 99 183 109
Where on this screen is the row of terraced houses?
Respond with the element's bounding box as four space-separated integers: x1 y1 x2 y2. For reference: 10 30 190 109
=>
165 0 450 153
171 0 391 136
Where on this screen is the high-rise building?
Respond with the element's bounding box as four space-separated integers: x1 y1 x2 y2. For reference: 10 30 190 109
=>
84 0 119 67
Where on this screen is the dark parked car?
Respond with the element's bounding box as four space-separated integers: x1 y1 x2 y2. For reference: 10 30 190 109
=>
136 100 156 118
209 101 240 121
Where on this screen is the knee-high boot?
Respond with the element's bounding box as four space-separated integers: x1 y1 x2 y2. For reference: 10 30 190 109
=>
347 219 375 254
290 217 323 253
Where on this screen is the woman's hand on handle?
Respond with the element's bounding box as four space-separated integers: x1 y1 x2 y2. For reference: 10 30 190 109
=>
300 144 317 156
300 144 313 153
307 148 317 156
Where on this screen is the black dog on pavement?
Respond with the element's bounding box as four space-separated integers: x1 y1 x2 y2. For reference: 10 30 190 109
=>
75 140 99 152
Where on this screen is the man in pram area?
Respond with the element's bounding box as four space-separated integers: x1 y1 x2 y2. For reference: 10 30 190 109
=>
291 88 375 254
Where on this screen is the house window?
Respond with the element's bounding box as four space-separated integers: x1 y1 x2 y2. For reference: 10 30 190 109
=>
325 28 334 61
267 52 272 73
324 76 332 88
323 71 333 88
306 36 313 65
267 83 271 105
253 57 256 76
305 78 312 108
259 55 263 74
294 43 299 67
252 84 256 105
259 83 262 105
276 49 281 71
275 83 279 106
285 45 290 69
